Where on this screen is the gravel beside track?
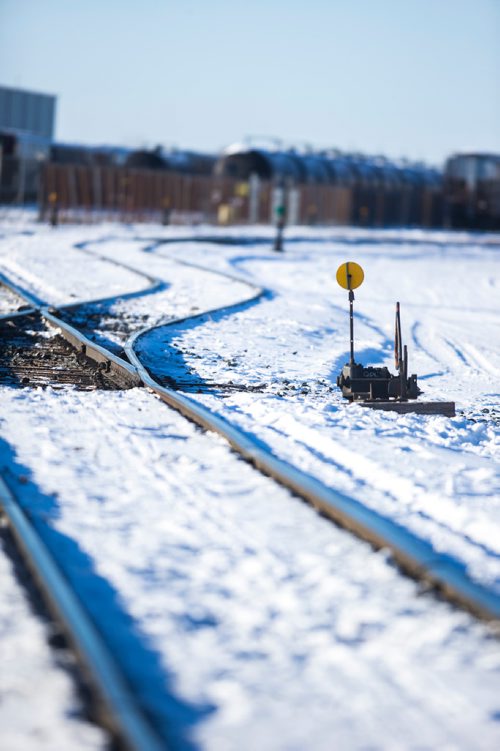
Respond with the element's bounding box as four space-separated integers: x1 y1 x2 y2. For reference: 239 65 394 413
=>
0 313 126 390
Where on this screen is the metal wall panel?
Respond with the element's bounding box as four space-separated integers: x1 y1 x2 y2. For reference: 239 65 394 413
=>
0 86 56 138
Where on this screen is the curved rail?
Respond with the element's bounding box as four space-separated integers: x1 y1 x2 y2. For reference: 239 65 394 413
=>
126 329 500 624
0 271 141 388
1 240 500 628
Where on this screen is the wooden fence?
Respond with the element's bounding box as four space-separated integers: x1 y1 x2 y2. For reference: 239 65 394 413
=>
39 162 443 227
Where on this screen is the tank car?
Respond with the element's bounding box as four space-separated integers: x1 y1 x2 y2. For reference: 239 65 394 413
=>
444 153 500 230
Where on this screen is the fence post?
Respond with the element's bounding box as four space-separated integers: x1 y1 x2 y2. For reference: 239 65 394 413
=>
248 173 260 223
49 191 59 226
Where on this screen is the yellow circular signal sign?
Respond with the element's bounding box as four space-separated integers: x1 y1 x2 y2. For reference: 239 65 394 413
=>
336 261 364 290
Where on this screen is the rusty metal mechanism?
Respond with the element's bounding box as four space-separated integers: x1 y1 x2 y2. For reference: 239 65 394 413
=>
335 262 421 403
335 263 455 415
337 301 421 402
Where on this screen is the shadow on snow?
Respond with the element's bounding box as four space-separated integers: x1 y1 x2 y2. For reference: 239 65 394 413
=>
0 437 214 750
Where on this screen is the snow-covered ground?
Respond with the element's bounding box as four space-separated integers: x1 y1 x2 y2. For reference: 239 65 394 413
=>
133 231 500 595
0 214 499 749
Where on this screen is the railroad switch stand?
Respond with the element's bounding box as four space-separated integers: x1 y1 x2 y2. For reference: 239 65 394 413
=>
335 262 455 416
336 300 420 402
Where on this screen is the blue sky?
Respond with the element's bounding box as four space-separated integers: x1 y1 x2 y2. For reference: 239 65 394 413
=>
1 0 499 165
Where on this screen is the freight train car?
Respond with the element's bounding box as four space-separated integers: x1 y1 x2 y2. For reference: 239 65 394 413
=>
215 145 442 227
1 130 218 205
444 153 500 230
50 142 131 167
52 142 217 176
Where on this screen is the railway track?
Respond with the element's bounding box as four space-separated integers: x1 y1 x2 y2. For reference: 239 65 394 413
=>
0 472 165 751
1 240 500 746
0 312 129 389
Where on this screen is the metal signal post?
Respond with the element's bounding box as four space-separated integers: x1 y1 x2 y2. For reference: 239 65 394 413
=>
348 277 355 366
336 261 364 369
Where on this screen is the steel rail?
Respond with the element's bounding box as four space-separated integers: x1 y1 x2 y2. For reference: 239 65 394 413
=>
0 273 44 306
0 270 163 748
73 235 265 303
0 271 141 388
125 328 500 624
0 307 37 322
122 238 500 626
0 279 37 320
0 244 264 748
0 475 165 751
2 246 500 627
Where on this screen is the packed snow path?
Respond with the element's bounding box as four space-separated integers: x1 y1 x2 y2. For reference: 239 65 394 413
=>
0 217 499 749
